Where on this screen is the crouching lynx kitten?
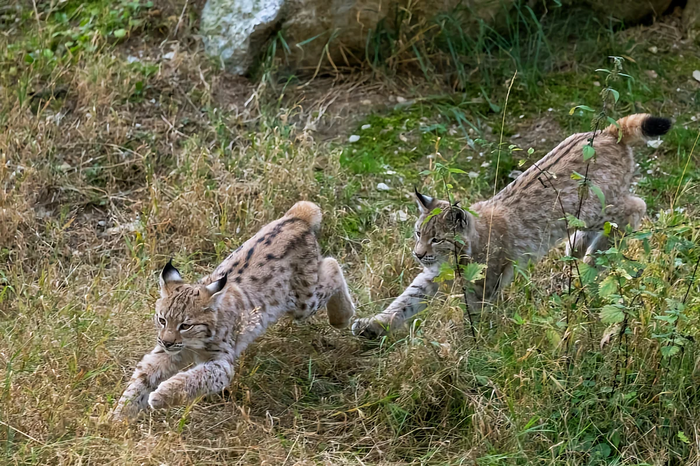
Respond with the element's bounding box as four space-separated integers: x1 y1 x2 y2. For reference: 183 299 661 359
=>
353 114 671 339
112 201 354 420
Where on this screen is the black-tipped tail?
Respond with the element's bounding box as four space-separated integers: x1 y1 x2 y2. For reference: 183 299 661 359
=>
642 116 672 138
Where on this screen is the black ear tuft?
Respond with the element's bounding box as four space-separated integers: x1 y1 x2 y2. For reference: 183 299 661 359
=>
450 207 469 229
453 207 464 225
205 273 228 295
414 187 434 211
161 258 183 284
642 116 672 138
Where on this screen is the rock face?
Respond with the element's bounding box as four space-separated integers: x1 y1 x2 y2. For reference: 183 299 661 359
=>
684 0 700 38
583 0 672 23
201 0 285 75
200 0 677 76
200 0 516 75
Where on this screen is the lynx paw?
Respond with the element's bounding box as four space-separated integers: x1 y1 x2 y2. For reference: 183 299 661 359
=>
111 395 143 422
351 317 389 339
148 389 181 410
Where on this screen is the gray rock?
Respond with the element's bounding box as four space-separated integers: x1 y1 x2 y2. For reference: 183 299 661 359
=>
201 0 285 74
583 0 672 23
685 0 700 38
200 0 517 74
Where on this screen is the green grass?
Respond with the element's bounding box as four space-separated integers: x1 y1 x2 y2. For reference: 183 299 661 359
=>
1 0 700 464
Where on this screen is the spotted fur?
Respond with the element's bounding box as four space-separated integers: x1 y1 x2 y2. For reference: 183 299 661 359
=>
353 114 670 338
112 201 354 420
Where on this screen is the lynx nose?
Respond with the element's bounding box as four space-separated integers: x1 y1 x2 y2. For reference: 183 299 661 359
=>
161 339 175 349
414 251 426 259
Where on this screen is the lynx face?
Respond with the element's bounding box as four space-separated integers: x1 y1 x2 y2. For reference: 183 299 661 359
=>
413 189 475 268
154 261 227 353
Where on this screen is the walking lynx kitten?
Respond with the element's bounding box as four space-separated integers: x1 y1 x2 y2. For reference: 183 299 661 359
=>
112 201 355 420
353 114 671 338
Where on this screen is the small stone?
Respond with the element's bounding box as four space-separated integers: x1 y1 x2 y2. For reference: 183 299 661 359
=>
377 182 391 191
511 133 521 139
396 96 407 103
508 170 523 179
647 139 663 149
593 81 601 87
468 171 479 179
645 70 658 79
348 135 360 143
693 70 700 83
126 55 140 64
481 161 490 168
361 99 372 106
399 134 408 143
649 46 658 54
361 124 371 130
163 51 175 60
547 107 554 112
58 162 72 171
392 211 408 222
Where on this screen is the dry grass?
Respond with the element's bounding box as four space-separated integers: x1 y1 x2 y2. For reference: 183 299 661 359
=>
2 0 700 464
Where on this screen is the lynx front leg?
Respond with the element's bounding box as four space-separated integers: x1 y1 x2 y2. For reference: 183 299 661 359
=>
352 270 439 339
112 348 185 421
147 358 234 410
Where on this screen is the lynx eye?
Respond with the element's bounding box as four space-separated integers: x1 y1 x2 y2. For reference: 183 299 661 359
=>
179 323 192 331
157 317 166 326
431 238 444 244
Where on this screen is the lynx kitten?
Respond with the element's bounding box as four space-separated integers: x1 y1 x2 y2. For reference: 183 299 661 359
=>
353 114 671 338
112 201 354 419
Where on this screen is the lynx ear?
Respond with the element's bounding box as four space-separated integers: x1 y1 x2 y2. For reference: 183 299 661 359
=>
160 259 184 297
450 206 469 230
205 274 227 296
414 188 434 213
204 274 228 310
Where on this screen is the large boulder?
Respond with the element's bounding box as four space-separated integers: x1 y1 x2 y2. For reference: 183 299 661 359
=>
200 0 678 76
583 0 672 24
200 0 516 75
684 0 700 38
201 0 286 75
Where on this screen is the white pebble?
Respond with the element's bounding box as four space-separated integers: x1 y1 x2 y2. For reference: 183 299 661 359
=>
647 139 663 149
377 183 391 191
348 135 360 143
361 124 371 130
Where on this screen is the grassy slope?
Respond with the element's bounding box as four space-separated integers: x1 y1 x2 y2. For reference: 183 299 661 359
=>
1 1 699 464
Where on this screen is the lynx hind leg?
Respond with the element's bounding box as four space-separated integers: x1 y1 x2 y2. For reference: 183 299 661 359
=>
582 233 608 266
313 257 355 329
566 230 600 259
622 196 646 230
578 195 646 266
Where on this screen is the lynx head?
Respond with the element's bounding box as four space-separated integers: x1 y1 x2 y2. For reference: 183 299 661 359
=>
154 260 227 353
413 189 477 268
